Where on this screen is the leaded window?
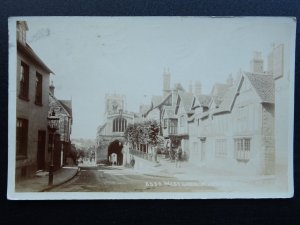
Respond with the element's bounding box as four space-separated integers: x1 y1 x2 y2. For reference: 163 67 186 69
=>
234 138 251 162
113 117 127 132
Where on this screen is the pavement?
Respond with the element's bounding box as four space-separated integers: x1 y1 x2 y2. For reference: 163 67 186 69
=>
15 165 79 192
131 156 288 193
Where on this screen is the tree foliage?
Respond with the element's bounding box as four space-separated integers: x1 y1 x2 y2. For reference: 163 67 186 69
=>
124 120 160 148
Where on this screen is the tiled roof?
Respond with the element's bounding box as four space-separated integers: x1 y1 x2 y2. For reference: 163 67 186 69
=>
49 92 72 118
211 96 223 107
244 72 274 103
196 94 212 108
209 83 231 108
211 83 231 97
178 91 194 113
213 76 242 114
152 95 163 108
139 104 151 115
151 93 172 109
59 100 73 117
145 93 172 117
213 72 274 115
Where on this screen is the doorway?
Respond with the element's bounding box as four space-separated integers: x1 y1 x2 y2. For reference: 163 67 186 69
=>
107 140 123 165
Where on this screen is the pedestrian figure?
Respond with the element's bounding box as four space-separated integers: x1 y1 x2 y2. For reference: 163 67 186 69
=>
130 156 135 168
153 146 158 163
175 146 182 168
166 140 172 161
111 153 117 166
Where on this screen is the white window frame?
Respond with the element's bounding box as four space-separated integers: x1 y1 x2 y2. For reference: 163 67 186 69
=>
234 138 251 163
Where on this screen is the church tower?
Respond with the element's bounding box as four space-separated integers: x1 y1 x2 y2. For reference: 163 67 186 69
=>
105 94 126 115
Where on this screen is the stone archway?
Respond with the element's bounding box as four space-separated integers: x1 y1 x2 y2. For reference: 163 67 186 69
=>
107 140 123 165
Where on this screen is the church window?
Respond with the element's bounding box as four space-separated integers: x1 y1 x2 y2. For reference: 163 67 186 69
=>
113 117 127 132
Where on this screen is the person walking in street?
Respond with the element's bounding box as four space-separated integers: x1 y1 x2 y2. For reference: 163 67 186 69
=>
167 140 172 161
175 146 182 168
130 155 135 168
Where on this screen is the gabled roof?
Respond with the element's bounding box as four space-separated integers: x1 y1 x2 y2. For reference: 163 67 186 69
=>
244 72 274 103
212 72 274 115
195 94 212 108
178 91 194 113
49 92 72 118
212 96 223 107
151 95 164 108
59 100 73 118
162 106 176 119
210 83 231 97
139 104 151 114
145 93 172 117
209 83 231 109
17 41 54 74
213 75 243 115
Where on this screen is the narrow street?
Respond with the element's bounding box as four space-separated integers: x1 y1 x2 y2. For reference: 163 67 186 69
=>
49 165 218 192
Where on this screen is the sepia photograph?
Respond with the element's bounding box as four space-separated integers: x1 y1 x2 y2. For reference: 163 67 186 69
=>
7 17 296 199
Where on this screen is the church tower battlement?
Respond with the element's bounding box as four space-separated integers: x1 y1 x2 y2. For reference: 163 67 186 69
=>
105 94 126 115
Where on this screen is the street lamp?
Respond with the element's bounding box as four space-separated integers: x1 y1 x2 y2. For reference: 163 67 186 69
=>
47 110 59 186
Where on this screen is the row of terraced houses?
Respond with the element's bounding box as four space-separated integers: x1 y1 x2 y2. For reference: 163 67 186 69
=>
96 43 289 176
142 44 289 176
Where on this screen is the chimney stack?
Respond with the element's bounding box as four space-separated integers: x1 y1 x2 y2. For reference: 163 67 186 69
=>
16 21 28 45
163 68 171 97
250 51 264 73
194 81 202 96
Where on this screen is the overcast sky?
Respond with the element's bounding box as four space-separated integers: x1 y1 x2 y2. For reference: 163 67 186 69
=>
19 17 295 139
